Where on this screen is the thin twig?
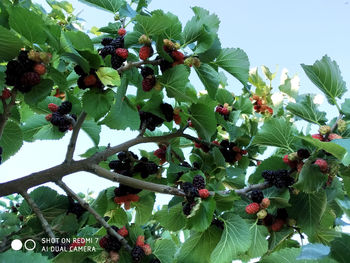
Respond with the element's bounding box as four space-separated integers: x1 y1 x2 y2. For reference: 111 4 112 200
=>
0 89 17 139
55 179 132 251
65 111 87 164
117 59 162 74
233 181 270 196
20 191 55 239
89 164 185 196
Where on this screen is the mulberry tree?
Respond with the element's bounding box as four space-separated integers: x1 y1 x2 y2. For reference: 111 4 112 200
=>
0 0 350 262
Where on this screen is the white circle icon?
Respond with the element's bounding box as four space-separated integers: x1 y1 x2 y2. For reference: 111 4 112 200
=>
11 239 23 250
24 239 36 251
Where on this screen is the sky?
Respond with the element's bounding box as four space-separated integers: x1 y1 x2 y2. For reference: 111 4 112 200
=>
1 0 350 202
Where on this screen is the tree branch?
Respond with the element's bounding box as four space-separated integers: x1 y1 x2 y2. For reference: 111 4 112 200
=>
117 59 162 74
88 164 185 197
20 191 55 239
64 111 87 164
0 89 17 139
55 179 132 251
233 181 270 196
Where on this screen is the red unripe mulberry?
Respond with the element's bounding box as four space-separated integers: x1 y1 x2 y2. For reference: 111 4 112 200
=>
245 202 260 214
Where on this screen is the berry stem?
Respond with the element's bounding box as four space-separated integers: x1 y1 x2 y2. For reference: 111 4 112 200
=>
0 89 17 139
20 190 56 239
64 111 87 164
55 179 132 252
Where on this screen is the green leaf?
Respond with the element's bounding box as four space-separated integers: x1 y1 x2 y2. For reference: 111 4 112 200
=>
177 226 222 263
210 213 251 262
249 67 266 91
160 65 194 102
215 88 234 105
234 95 253 114
214 191 238 212
335 197 350 218
331 138 350 165
0 25 24 62
78 0 124 13
33 125 65 140
286 94 327 125
247 224 269 258
212 48 250 86
106 207 128 227
101 78 140 130
60 32 89 73
189 103 216 141
162 12 182 40
96 67 121 86
134 11 172 35
82 89 114 120
212 147 226 168
24 79 54 105
0 121 23 162
154 203 186 231
195 63 219 99
252 118 297 151
299 136 346 160
261 247 301 263
301 55 347 105
153 239 177 263
81 120 101 146
21 115 48 141
8 6 47 44
0 251 50 263
64 31 94 51
19 187 67 216
263 187 290 208
341 98 350 116
294 161 327 193
198 37 221 63
289 190 327 236
187 197 215 232
261 65 276 81
133 192 155 225
330 233 350 263
182 7 220 53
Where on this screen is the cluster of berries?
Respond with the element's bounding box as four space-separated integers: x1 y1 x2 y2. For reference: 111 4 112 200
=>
182 175 209 216
154 145 167 164
45 101 76 132
0 88 11 100
162 39 185 66
261 170 294 188
139 102 177 131
131 235 152 262
312 125 342 141
245 190 270 220
262 208 290 232
74 66 104 90
109 151 158 209
218 140 248 163
67 196 86 218
99 225 128 253
5 50 49 93
250 95 273 115
99 28 127 69
215 103 231 120
0 146 2 165
282 148 310 172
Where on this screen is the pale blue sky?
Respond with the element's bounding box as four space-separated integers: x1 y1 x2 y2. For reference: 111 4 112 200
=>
1 0 350 198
